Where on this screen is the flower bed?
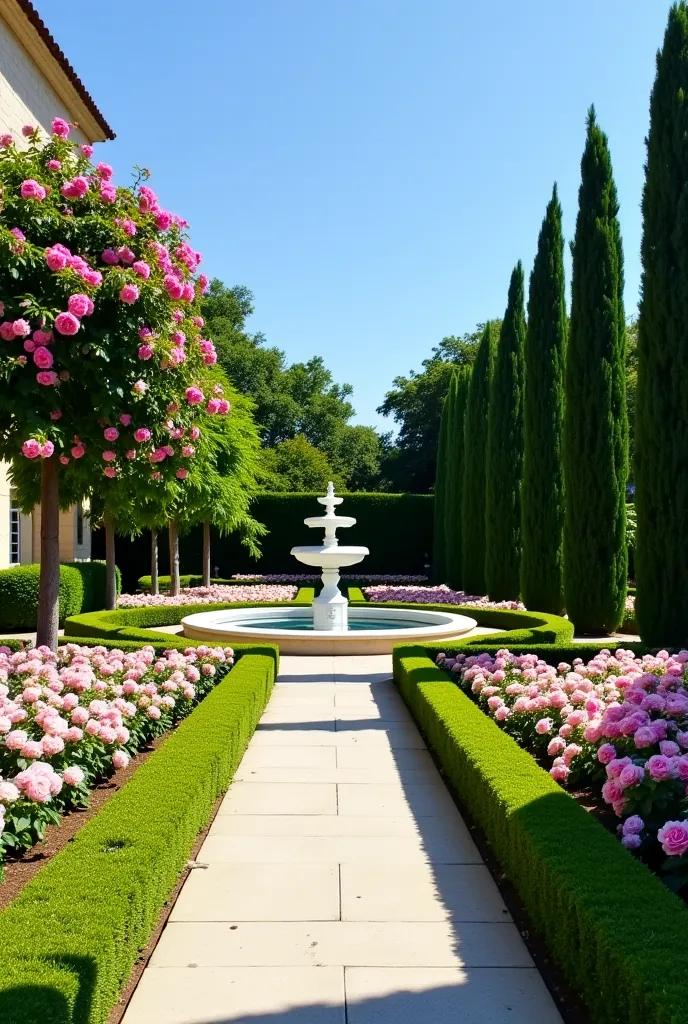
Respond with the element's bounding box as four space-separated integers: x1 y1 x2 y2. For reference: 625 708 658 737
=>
363 583 525 609
0 641 233 866
231 573 429 583
119 583 298 607
393 644 688 1024
438 646 688 890
0 646 275 1024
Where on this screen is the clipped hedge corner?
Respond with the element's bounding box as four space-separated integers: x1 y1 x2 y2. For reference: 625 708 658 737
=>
0 648 276 1024
0 564 84 631
393 645 688 1024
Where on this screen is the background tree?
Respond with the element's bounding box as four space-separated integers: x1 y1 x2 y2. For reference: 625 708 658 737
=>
378 332 481 492
431 383 451 582
563 108 628 633
521 186 567 612
461 323 497 593
485 263 526 601
202 280 382 490
0 121 212 645
444 366 471 589
261 434 344 493
635 3 688 645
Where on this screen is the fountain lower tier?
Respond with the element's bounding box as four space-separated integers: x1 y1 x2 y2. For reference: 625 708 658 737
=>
180 605 478 655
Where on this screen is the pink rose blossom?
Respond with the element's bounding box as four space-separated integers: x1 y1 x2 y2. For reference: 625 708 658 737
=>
134 427 151 443
120 413 132 426
133 260 150 279
657 820 688 857
119 284 139 304
51 117 70 138
55 312 80 336
37 371 58 386
102 450 116 463
185 386 204 405
97 162 113 180
164 274 184 299
104 427 119 442
12 319 31 337
20 179 47 200
133 380 147 394
63 765 85 786
138 344 154 360
33 346 53 369
22 439 41 459
102 248 119 264
68 293 93 317
71 444 85 459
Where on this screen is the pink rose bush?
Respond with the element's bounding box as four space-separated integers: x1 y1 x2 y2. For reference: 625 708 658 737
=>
0 641 234 860
365 584 525 609
0 118 228 497
231 574 430 583
119 584 298 608
438 646 688 877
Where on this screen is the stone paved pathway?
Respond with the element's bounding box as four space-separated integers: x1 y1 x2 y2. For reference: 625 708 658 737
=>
123 655 563 1023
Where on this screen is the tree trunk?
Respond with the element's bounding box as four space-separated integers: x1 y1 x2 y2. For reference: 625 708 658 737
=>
36 456 60 650
104 513 117 610
151 527 159 595
202 521 211 587
168 519 180 597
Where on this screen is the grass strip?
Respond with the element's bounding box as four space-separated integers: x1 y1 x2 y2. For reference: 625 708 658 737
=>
393 645 688 1024
0 650 275 1024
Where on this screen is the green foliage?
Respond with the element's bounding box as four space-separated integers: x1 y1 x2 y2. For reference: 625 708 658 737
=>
636 3 688 646
431 389 450 582
62 561 121 613
393 648 688 1024
444 367 471 589
521 186 567 613
261 434 344 492
564 108 628 633
626 502 637 580
0 564 83 630
377 332 482 492
461 324 497 594
137 574 236 591
0 651 275 1024
202 280 382 490
486 264 526 601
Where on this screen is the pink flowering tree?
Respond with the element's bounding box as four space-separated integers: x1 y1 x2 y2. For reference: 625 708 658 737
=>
0 118 219 645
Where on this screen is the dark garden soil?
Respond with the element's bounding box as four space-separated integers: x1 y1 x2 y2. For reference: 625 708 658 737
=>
0 732 169 911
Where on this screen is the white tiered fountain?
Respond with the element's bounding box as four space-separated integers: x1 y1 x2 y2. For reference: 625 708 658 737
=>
181 484 477 654
290 481 368 631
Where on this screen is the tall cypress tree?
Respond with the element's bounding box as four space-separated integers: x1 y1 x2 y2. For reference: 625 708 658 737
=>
432 390 450 583
461 323 496 594
445 365 471 589
485 263 526 601
563 108 627 633
521 186 567 613
636 4 688 645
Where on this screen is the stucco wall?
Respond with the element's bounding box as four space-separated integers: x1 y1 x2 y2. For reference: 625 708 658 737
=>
0 16 88 145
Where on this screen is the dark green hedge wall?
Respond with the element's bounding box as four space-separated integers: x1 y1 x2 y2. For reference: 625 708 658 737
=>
0 564 83 631
93 493 434 592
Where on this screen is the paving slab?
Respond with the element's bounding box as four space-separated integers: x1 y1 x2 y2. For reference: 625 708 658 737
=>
199 833 481 866
150 921 533 968
340 864 511 921
206 814 463 839
345 967 562 1023
124 966 345 1024
170 863 340 921
337 783 457 818
237 746 337 769
218 782 337 815
232 766 437 785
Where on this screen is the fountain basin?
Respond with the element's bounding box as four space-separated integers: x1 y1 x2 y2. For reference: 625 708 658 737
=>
289 545 368 569
181 605 478 655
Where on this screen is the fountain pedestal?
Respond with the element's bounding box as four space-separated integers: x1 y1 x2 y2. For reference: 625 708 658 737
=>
290 482 369 631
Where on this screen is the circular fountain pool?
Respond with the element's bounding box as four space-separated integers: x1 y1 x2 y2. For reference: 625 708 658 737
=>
181 605 477 655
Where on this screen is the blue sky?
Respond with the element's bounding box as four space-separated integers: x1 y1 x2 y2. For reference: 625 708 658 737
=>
41 0 669 430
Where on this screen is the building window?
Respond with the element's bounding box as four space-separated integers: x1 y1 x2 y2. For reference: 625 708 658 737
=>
76 502 84 547
10 505 20 564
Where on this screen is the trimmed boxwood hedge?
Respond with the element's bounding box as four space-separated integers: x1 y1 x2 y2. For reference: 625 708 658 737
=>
0 647 276 1024
64 561 122 613
137 574 237 592
394 646 688 1024
0 564 84 631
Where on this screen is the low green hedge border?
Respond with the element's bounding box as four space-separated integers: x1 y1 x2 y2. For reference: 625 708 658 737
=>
137 574 241 591
64 589 316 641
65 561 122 613
0 648 277 1024
393 646 688 1024
349 598 573 646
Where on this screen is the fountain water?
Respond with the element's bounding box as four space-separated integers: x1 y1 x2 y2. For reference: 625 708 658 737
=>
181 485 477 653
290 481 368 631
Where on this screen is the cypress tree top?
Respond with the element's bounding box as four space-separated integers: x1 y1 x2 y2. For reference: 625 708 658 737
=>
521 184 567 613
564 108 627 634
485 262 526 602
636 2 688 645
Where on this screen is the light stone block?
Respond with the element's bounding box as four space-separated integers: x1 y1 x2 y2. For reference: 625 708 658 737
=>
218 782 337 815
